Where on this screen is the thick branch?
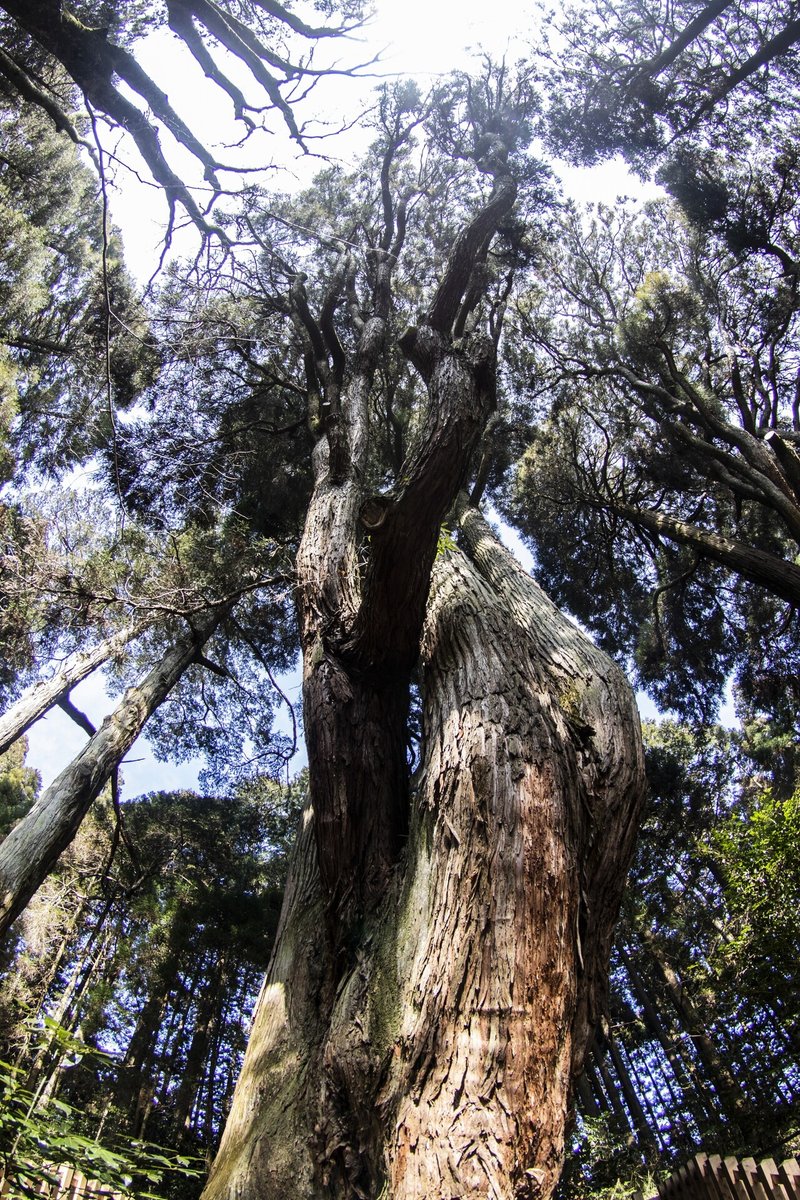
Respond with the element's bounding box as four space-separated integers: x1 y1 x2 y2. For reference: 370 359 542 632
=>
427 169 517 335
680 16 800 134
0 45 87 148
250 0 360 39
171 0 303 144
613 363 800 540
344 333 497 670
611 500 800 606
166 1 255 127
56 695 97 737
628 0 733 86
0 0 218 231
0 0 362 231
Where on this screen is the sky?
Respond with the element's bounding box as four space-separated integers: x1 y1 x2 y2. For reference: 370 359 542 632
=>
22 0 668 795
106 0 648 278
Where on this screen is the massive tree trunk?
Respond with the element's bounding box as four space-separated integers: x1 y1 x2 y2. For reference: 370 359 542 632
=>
204 506 644 1200
200 94 644 1199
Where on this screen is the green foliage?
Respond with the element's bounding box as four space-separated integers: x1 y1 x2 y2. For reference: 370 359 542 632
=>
0 1024 202 1200
542 0 800 169
435 526 457 558
0 777 305 1163
503 190 800 722
558 1112 657 1200
0 96 157 478
710 787 800 1012
564 719 800 1195
0 738 39 839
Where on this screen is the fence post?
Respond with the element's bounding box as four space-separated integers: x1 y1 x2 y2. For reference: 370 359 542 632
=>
777 1160 800 1200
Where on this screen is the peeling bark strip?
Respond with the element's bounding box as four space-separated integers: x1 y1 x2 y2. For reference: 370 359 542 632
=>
204 510 644 1200
0 611 220 939
378 510 644 1200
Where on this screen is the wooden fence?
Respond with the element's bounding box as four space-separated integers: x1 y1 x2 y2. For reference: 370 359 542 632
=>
4 1153 799 1200
0 1164 127 1200
635 1153 800 1200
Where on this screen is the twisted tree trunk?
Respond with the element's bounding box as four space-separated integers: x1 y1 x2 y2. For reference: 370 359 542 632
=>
204 103 643 1199
204 507 644 1200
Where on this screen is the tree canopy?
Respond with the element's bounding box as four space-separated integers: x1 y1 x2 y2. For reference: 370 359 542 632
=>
0 2 797 1199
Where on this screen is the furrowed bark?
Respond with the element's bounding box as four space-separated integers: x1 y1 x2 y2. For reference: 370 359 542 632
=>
0 611 220 939
0 618 148 755
373 511 644 1200
205 507 644 1200
297 334 498 922
204 808 327 1198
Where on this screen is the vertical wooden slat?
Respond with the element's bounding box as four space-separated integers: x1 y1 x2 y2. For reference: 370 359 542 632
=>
56 1165 74 1196
723 1155 744 1200
757 1158 789 1200
688 1152 711 1200
707 1153 737 1200
777 1159 800 1200
64 1167 85 1200
741 1157 770 1200
724 1154 757 1200
0 1167 130 1200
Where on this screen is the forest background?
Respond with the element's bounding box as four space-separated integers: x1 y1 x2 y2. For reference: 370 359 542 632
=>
0 0 798 1198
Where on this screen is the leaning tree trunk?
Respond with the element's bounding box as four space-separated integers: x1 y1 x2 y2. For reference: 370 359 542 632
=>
204 506 644 1200
0 616 149 756
0 609 221 938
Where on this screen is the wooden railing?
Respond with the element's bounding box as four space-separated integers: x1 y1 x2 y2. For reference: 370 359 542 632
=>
0 1164 127 1199
4 1153 799 1200
635 1152 800 1200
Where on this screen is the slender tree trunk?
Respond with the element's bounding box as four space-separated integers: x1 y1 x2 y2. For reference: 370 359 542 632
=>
173 953 228 1135
640 933 751 1126
605 1032 657 1155
0 611 220 938
0 618 148 756
12 888 92 1066
592 1042 635 1145
575 1070 600 1117
620 945 711 1126
132 955 202 1136
23 896 117 1089
33 926 115 1105
620 1042 668 1153
116 950 181 1122
201 998 228 1145
583 1054 610 1114
205 507 644 1200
